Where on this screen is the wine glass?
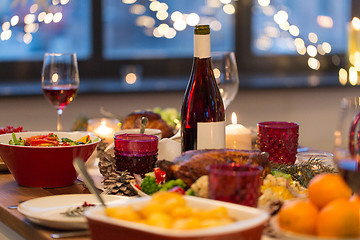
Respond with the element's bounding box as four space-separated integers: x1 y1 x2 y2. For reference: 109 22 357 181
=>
334 96 360 194
41 53 79 131
211 51 239 109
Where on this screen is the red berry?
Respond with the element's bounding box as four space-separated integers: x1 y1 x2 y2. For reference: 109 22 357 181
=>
168 186 186 195
0 125 24 135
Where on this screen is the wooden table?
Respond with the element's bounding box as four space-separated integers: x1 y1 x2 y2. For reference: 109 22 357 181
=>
0 170 274 240
0 171 90 240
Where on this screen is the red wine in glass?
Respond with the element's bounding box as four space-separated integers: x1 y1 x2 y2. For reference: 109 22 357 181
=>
334 97 360 195
42 85 78 110
338 160 360 195
41 53 79 131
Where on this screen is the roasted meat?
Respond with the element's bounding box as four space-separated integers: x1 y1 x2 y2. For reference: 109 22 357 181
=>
122 111 174 138
157 149 270 187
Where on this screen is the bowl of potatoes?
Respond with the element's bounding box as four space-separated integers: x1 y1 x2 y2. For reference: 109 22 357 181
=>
85 192 269 240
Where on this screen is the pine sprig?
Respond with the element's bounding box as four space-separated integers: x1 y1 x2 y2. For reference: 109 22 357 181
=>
270 157 338 188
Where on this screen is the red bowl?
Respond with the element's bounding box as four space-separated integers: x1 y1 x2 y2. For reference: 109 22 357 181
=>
0 131 100 188
85 196 269 240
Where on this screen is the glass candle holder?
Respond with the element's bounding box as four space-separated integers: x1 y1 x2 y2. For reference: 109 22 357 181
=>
257 121 299 165
87 118 121 144
296 151 334 166
207 164 263 207
114 129 162 140
114 134 158 177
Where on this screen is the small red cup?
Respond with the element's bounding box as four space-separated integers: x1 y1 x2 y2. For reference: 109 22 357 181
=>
207 164 263 207
257 121 299 165
114 134 158 177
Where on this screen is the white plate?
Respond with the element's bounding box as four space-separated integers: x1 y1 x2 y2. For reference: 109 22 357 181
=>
18 194 129 230
129 181 149 197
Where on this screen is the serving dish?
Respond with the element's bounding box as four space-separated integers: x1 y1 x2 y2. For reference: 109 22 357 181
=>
18 194 129 230
0 131 100 187
85 195 269 240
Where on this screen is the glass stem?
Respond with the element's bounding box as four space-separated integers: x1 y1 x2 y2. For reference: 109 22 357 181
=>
57 108 63 131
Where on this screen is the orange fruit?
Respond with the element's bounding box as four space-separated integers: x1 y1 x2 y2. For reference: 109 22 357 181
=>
307 173 351 208
278 199 319 235
317 198 359 238
350 194 360 235
350 194 360 212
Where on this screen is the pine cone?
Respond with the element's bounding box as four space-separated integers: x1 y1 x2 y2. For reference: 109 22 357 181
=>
268 200 283 216
103 171 137 196
98 151 116 178
96 140 108 154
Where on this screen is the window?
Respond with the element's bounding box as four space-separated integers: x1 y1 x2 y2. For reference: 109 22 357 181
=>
237 0 352 77
0 0 235 86
252 0 351 56
102 0 234 59
0 0 356 94
0 0 91 61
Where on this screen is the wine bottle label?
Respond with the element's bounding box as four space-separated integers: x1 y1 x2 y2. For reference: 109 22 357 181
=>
194 35 211 59
197 121 225 149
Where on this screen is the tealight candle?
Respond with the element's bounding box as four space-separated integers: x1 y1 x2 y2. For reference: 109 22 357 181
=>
225 112 251 150
87 118 121 143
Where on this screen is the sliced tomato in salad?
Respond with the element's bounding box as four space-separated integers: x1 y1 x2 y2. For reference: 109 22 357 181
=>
154 167 166 184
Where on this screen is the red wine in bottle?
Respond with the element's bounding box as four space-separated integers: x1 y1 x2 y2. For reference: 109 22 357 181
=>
181 25 225 152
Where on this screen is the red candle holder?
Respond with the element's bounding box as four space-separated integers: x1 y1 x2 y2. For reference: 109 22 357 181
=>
207 164 263 207
257 121 299 165
114 134 158 177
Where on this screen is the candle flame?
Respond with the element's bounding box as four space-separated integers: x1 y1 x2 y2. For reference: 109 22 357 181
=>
93 120 114 139
231 112 237 124
352 17 360 31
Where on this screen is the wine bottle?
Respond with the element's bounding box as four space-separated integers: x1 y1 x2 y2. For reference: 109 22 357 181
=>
181 25 225 152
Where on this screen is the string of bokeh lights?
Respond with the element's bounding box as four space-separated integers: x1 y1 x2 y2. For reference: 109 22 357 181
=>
1 0 69 43
125 0 339 77
122 0 236 39
1 0 235 41
256 0 360 86
256 0 333 72
339 17 360 86
1 0 356 86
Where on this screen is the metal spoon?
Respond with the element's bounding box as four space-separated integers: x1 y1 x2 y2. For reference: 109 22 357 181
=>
73 158 106 208
140 117 148 134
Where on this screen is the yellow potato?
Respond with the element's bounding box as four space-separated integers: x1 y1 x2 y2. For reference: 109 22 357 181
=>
105 206 140 222
198 206 228 220
162 196 186 213
138 202 165 217
172 217 202 230
146 212 172 228
170 206 194 219
152 192 184 204
200 219 224 228
105 192 235 230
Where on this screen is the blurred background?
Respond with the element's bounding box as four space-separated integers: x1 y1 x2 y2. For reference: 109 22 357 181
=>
0 0 359 152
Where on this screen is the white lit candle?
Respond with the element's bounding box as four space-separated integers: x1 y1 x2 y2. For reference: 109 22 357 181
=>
94 121 113 140
88 118 120 143
225 112 251 150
